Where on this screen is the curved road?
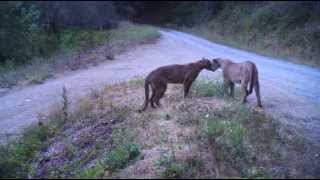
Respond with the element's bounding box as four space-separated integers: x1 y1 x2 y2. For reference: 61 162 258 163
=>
1 30 320 145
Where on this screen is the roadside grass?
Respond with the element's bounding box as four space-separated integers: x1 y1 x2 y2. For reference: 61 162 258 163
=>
0 78 319 178
191 79 241 100
0 22 160 89
127 76 145 89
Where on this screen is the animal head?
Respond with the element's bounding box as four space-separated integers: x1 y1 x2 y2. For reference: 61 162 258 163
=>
210 58 221 71
198 57 214 70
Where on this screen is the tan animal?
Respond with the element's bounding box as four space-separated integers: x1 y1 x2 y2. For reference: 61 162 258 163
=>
211 58 262 107
139 58 214 112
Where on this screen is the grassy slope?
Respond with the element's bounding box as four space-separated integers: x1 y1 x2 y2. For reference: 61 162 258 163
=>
1 78 319 178
0 22 160 89
181 2 320 67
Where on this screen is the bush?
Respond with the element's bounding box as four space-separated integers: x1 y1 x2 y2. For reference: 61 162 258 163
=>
105 143 140 170
0 2 59 65
58 29 110 51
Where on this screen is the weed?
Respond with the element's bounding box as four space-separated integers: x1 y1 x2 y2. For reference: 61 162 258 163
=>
192 79 241 100
62 86 69 122
192 79 225 98
75 162 105 179
156 152 204 179
128 77 145 89
162 162 184 179
110 127 135 149
105 144 140 170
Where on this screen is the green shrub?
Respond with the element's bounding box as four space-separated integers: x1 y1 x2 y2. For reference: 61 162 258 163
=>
162 162 184 179
58 29 110 51
105 143 140 170
75 163 105 179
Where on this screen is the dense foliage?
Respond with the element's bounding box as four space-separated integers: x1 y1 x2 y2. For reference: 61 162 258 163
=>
1 1 319 66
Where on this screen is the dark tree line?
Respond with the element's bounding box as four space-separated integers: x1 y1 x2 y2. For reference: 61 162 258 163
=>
0 1 221 65
1 1 319 65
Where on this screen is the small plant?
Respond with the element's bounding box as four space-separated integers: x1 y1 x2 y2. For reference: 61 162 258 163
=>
192 79 225 98
157 152 203 179
182 158 204 178
73 98 94 121
128 77 145 88
97 95 106 118
162 162 184 179
156 152 180 178
245 166 269 179
75 162 106 179
110 127 135 148
105 144 140 171
62 86 69 122
125 144 140 160
89 87 103 100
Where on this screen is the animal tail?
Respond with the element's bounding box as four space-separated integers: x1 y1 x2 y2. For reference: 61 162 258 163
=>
248 63 255 95
139 78 150 112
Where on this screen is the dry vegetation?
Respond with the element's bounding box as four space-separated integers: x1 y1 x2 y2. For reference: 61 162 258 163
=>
1 77 319 178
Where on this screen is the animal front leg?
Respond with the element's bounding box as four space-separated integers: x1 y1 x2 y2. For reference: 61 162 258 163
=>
184 80 193 98
155 84 167 107
254 82 262 107
241 81 248 103
230 82 235 98
223 80 230 98
150 88 157 108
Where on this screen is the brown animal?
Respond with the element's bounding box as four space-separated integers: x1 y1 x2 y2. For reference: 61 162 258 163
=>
139 58 214 112
211 58 262 107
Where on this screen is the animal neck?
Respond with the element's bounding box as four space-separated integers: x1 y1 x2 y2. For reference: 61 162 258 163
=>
217 59 232 69
196 62 207 72
189 62 203 71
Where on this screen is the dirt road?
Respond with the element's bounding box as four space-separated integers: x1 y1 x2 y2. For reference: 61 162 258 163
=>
1 29 320 145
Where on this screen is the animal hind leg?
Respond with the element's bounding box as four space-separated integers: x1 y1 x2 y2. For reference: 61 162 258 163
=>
230 82 235 98
155 84 167 107
223 80 231 98
254 82 262 107
150 85 156 108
